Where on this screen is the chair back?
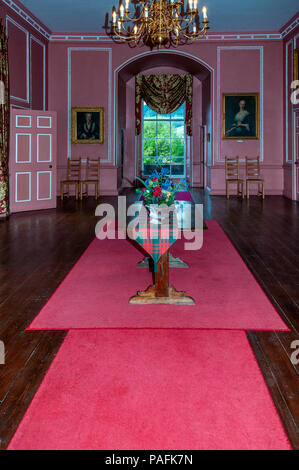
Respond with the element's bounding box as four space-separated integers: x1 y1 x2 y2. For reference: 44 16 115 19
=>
86 157 100 180
67 158 81 180
246 157 261 179
225 156 240 180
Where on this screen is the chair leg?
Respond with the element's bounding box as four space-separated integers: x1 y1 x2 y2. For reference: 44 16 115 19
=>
80 183 83 200
246 181 249 199
60 182 64 201
226 181 229 200
95 182 98 200
262 182 265 199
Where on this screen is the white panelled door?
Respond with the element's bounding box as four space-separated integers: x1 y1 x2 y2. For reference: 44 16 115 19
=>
9 109 57 213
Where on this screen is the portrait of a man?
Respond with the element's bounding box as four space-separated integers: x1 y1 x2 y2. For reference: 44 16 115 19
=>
72 107 104 144
222 94 259 140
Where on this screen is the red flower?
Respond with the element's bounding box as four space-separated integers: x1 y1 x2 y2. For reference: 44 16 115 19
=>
153 186 162 197
153 177 158 181
142 188 146 193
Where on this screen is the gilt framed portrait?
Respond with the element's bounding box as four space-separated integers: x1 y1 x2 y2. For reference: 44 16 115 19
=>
222 93 259 140
72 107 104 144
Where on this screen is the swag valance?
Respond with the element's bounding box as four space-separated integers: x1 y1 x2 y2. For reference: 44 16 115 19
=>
136 74 193 136
0 19 9 215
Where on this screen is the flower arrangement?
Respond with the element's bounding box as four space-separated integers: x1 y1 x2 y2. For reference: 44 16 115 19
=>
136 166 189 207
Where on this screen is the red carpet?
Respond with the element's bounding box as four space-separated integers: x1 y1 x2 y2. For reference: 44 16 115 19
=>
174 191 194 202
8 329 291 450
28 221 288 331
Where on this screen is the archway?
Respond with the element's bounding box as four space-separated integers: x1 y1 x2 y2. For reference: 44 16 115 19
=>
114 51 214 190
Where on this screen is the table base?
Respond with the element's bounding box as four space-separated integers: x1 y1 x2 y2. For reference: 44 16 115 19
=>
129 285 195 305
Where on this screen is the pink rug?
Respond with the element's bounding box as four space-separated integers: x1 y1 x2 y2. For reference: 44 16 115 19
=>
8 329 291 450
27 221 288 331
174 191 194 202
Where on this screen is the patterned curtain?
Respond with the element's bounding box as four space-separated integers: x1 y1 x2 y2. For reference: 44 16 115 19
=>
136 74 193 136
0 19 9 215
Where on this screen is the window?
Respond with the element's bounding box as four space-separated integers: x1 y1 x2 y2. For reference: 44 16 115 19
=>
142 101 186 177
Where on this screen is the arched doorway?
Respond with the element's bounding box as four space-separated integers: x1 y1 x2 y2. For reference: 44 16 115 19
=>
114 51 214 190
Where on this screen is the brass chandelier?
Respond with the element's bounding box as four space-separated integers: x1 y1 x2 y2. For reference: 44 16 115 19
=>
106 0 209 49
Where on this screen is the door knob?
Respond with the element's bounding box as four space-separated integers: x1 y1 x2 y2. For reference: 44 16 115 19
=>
49 165 53 168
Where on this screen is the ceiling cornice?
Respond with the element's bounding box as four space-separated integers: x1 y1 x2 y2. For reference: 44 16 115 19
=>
2 0 51 39
49 32 282 42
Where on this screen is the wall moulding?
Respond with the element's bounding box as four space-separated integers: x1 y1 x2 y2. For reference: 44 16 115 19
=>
6 15 30 104
2 0 51 39
49 33 283 43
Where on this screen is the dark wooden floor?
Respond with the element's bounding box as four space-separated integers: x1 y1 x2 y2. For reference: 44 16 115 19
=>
0 190 298 450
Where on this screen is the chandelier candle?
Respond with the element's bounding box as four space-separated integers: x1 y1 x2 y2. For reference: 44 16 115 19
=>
106 0 209 49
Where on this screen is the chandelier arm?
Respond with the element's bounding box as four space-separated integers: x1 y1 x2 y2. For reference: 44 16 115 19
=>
113 28 143 41
115 20 145 38
123 11 145 23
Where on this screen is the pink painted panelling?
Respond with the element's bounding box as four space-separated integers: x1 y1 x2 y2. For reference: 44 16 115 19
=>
0 1 48 110
48 38 285 196
70 49 110 162
219 49 260 161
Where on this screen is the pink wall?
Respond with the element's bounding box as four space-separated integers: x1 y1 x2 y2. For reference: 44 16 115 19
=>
0 0 49 111
47 37 286 196
283 16 299 200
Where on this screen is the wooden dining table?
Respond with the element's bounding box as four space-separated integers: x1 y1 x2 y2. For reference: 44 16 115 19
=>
128 202 195 305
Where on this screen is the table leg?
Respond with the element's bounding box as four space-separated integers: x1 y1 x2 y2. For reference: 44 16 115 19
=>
155 251 169 297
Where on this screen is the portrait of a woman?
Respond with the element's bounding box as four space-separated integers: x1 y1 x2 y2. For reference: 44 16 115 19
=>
223 94 259 140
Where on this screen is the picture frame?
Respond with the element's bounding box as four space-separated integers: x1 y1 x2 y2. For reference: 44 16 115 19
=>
71 107 104 144
222 93 259 140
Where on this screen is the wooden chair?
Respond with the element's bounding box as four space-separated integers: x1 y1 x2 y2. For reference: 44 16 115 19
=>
80 157 100 200
60 158 81 200
225 156 244 199
245 156 265 199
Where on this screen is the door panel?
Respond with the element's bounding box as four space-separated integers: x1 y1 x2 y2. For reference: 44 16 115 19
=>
10 110 57 213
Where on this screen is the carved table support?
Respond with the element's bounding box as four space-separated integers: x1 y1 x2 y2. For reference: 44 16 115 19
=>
130 250 195 305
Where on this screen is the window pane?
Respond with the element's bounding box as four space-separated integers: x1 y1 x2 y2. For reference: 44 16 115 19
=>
158 139 170 157
144 121 156 139
171 121 185 139
143 157 157 165
144 104 156 120
171 106 185 119
171 157 185 165
158 113 172 120
158 157 171 165
144 139 156 157
171 139 185 157
171 165 184 176
143 164 157 176
157 121 170 138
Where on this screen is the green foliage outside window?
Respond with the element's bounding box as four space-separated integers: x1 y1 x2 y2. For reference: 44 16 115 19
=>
143 102 186 177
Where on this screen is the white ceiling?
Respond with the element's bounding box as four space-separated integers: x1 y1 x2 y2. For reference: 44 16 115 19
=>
19 0 298 33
